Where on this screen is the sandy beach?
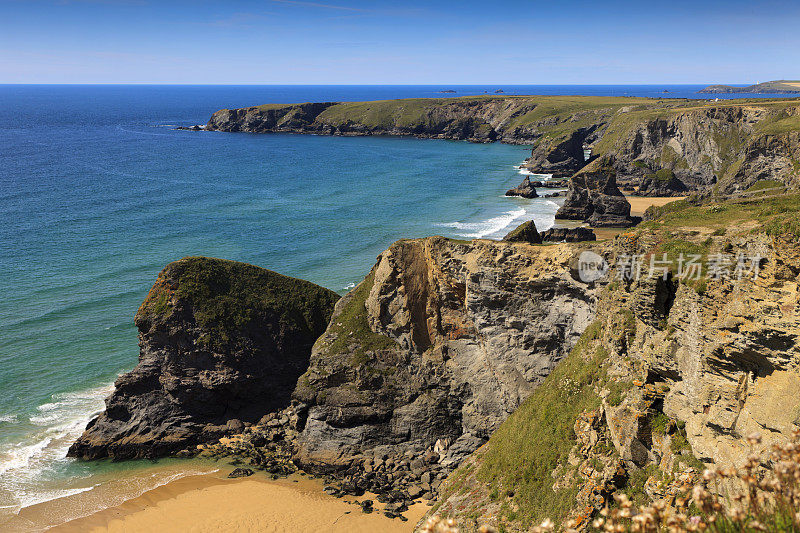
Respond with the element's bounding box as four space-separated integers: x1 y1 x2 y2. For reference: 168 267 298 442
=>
626 195 684 218
45 472 427 533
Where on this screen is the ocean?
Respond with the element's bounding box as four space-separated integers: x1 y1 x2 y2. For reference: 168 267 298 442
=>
0 84 790 528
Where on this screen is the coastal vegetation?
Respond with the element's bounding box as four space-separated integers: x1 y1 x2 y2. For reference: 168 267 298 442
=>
137 256 340 351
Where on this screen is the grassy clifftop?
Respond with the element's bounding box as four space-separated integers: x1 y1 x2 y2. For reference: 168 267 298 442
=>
136 256 340 350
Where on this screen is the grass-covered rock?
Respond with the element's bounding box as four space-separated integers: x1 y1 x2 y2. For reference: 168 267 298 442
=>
69 257 339 460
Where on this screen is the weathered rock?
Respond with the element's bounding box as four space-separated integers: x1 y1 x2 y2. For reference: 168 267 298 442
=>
502 220 542 244
228 467 254 478
293 236 599 471
68 257 339 460
556 159 635 227
540 227 597 243
505 177 539 198
635 170 689 197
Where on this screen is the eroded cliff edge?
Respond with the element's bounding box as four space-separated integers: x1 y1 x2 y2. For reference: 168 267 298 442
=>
202 96 800 195
68 257 340 460
67 191 800 530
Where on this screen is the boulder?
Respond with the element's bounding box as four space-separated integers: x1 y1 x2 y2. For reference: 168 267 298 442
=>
68 257 340 460
556 158 635 227
228 468 254 478
635 170 689 197
505 177 539 198
502 220 542 244
540 227 597 243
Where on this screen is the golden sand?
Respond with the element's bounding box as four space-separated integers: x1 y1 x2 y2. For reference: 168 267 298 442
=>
626 195 684 218
47 473 426 533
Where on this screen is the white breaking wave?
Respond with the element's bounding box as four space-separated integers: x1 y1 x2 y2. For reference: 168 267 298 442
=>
343 282 356 291
0 415 18 423
516 167 553 179
437 207 527 239
0 383 114 499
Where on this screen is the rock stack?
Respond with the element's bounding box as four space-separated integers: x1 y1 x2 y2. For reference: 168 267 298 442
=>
68 257 339 460
556 158 636 227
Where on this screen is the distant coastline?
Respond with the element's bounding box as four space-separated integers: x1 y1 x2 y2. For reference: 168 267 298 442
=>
699 79 800 94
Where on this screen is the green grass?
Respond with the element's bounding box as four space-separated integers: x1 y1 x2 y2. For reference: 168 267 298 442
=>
746 179 784 192
136 256 340 351
320 271 399 360
472 320 617 527
655 168 676 182
641 192 800 236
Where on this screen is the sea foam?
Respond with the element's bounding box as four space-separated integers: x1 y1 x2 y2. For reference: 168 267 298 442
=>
437 207 527 239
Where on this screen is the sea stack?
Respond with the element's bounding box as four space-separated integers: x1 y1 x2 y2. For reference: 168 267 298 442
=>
505 176 539 198
555 157 635 227
68 257 340 460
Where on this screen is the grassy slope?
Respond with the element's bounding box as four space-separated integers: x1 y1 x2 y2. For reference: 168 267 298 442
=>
641 191 800 237
137 256 340 350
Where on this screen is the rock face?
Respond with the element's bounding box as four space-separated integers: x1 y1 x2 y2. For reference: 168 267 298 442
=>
426 216 800 531
555 160 635 227
68 257 340 460
540 227 597 242
502 220 542 243
504 177 538 198
292 237 598 470
597 106 800 195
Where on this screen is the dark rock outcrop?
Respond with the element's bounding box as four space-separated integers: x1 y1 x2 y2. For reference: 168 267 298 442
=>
556 159 635 227
505 177 539 198
68 257 340 460
503 220 542 243
635 170 689 196
540 227 597 243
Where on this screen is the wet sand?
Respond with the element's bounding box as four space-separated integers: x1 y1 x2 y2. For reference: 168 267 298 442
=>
46 472 426 533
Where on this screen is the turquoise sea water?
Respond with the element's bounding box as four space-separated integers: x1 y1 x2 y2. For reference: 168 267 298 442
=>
0 84 790 525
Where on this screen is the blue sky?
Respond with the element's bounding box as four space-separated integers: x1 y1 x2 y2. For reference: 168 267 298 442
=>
0 0 797 84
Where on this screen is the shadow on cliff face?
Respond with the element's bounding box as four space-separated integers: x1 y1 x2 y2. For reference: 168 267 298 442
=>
67 257 340 461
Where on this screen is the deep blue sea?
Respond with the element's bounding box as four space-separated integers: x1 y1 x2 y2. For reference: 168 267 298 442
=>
0 84 793 527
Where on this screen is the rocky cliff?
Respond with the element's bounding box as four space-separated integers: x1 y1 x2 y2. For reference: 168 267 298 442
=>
292 236 599 471
202 96 800 195
425 192 800 532
68 257 340 460
203 96 670 147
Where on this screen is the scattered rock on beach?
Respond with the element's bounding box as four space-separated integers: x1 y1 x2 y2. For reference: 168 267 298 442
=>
228 468 254 478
